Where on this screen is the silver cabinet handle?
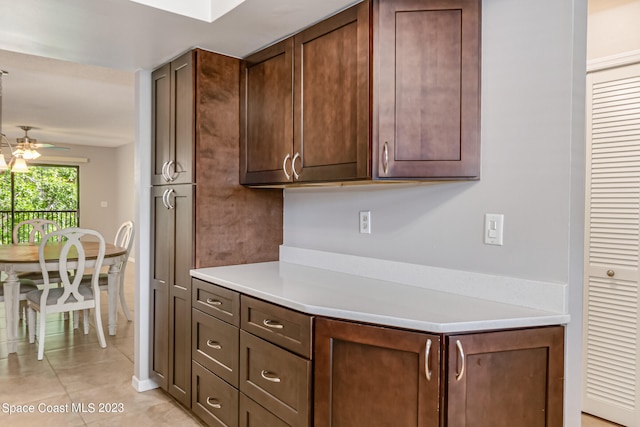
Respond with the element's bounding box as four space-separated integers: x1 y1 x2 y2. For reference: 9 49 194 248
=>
165 188 175 209
283 153 292 180
261 370 281 383
263 319 284 329
161 161 170 182
292 152 301 179
455 340 465 381
425 339 432 381
165 160 177 182
607 269 615 277
383 142 389 174
206 397 221 409
206 340 222 350
206 298 222 306
161 188 170 209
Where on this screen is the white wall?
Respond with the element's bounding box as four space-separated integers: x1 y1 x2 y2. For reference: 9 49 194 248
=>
116 142 136 258
588 0 640 60
283 1 587 425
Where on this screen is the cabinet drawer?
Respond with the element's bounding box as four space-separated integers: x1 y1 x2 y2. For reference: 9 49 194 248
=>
192 308 239 387
239 331 311 427
192 361 239 427
193 278 240 326
240 394 292 427
241 295 313 358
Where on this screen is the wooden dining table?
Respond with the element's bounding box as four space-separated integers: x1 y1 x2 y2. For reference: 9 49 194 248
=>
0 241 127 353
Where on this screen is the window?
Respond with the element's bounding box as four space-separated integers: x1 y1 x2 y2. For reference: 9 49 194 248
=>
0 165 79 244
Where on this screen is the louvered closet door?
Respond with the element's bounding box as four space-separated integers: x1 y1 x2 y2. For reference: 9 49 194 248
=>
584 63 640 427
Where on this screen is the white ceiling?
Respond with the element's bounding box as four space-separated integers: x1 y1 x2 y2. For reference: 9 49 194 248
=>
0 0 357 148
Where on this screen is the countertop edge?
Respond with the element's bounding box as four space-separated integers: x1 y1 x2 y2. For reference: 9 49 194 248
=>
191 263 569 334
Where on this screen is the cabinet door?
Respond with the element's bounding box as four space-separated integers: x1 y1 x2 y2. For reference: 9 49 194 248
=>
240 39 294 185
314 317 441 427
446 326 564 427
150 185 171 389
171 51 195 185
167 183 195 406
375 0 480 179
150 184 194 402
151 51 194 185
151 63 171 185
293 1 370 182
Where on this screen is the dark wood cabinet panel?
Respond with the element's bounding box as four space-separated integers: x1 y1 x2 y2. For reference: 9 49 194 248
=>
242 0 481 186
239 331 312 427
192 361 239 427
151 51 194 185
150 183 193 406
240 393 291 427
192 308 240 387
446 326 565 427
374 0 480 179
151 63 171 185
293 2 370 182
240 295 313 358
192 278 241 326
314 317 441 427
151 49 283 415
240 39 294 185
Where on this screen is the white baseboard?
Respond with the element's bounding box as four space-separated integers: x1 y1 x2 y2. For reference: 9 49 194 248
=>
131 376 159 392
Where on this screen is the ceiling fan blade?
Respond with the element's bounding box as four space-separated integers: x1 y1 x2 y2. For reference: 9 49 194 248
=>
41 146 70 151
33 143 56 148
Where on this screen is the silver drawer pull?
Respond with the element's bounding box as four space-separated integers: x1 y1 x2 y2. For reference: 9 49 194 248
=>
206 340 222 350
263 319 284 329
455 340 465 381
206 397 222 409
206 298 222 306
425 339 432 381
261 370 281 383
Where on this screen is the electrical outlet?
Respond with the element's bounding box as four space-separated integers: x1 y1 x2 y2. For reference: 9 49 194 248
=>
359 211 371 234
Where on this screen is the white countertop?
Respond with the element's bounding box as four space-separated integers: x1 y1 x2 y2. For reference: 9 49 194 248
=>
191 260 569 333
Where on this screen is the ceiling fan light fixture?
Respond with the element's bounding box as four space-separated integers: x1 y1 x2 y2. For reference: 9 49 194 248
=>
22 148 41 160
0 153 8 171
11 156 29 173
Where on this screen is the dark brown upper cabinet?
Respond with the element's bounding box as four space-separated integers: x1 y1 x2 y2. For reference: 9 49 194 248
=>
152 51 195 185
375 0 481 180
240 0 481 186
240 39 294 185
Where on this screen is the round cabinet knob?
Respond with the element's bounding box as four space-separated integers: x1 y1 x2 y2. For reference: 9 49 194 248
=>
606 269 615 278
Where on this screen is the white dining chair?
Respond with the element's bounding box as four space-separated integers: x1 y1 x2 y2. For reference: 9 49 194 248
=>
13 219 62 284
0 278 38 325
26 228 107 360
75 220 134 325
13 219 65 320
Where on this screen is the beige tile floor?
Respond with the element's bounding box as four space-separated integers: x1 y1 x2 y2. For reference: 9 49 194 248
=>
0 263 205 426
0 263 627 427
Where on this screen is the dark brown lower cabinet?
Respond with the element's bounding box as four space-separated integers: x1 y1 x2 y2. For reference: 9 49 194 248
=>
314 318 564 427
314 317 441 427
446 326 565 427
240 393 290 427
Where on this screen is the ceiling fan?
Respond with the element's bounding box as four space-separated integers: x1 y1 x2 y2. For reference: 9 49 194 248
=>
0 125 69 172
14 125 68 157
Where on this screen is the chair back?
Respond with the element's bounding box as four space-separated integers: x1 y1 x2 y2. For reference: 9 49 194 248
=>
13 219 60 244
115 221 134 256
38 228 105 307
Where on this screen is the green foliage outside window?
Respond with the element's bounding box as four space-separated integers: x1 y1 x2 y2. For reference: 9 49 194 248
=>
0 165 79 244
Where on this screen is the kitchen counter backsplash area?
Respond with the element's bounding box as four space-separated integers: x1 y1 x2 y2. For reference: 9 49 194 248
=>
279 245 568 313
190 246 569 334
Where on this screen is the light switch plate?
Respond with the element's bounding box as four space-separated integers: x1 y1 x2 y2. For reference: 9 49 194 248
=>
484 213 504 245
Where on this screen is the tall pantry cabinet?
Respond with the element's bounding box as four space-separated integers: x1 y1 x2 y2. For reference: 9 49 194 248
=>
150 49 283 408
